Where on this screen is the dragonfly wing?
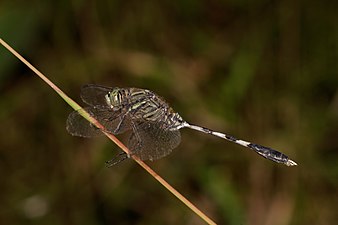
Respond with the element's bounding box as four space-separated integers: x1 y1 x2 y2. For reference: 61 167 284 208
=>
80 84 112 107
127 121 181 161
66 107 132 137
66 108 104 137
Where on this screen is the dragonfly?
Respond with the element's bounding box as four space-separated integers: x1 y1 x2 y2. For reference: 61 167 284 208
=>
66 84 297 167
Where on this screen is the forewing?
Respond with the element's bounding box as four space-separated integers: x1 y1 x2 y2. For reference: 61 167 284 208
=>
80 84 111 107
66 107 132 137
127 121 181 161
66 108 103 137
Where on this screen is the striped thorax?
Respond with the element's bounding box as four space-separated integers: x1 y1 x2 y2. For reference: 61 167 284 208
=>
105 87 185 130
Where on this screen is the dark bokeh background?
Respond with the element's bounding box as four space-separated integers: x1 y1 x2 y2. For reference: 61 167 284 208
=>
1 1 338 224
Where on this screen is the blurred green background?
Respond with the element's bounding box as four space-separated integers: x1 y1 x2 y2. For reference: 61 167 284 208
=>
1 0 338 224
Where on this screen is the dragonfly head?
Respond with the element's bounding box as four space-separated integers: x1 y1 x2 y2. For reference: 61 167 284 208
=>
105 88 122 110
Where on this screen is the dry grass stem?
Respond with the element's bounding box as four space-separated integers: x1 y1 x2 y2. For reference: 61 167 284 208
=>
0 38 217 225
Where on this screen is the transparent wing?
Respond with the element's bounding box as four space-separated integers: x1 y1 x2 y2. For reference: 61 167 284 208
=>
127 121 181 161
80 84 112 107
66 107 132 137
66 108 103 137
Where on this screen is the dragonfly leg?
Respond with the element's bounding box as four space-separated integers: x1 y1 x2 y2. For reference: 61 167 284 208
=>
105 152 128 167
129 121 144 155
113 113 127 134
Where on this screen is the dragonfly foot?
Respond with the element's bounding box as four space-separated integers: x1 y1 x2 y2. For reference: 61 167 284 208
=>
105 152 128 167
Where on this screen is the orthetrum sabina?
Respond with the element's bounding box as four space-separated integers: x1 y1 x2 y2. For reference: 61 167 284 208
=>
66 84 297 167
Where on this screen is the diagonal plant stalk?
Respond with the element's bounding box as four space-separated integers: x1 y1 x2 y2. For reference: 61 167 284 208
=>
0 38 217 225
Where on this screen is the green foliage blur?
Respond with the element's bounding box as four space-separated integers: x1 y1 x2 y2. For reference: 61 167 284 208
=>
1 0 338 224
